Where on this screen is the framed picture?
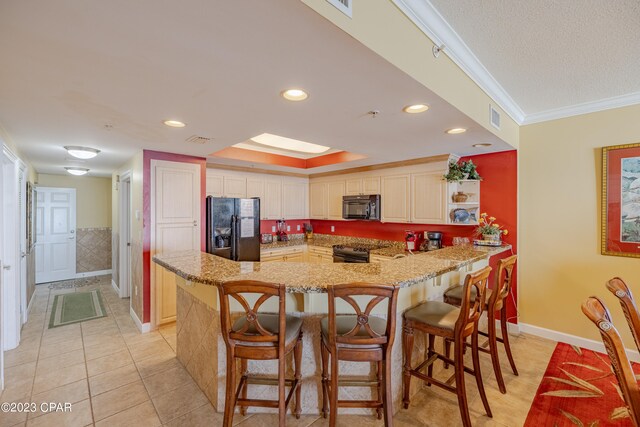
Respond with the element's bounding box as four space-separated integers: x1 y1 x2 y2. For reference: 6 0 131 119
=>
602 142 640 257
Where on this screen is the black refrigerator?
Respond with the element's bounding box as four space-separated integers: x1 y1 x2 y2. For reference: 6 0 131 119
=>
205 196 261 261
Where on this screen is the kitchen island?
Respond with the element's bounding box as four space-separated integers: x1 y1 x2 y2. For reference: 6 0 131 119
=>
153 244 511 416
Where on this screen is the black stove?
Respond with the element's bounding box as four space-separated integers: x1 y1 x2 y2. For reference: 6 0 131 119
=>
332 245 370 263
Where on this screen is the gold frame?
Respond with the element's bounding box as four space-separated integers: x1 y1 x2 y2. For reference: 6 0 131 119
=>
601 142 640 258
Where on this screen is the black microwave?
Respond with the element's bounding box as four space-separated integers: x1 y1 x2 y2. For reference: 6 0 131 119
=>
342 195 381 221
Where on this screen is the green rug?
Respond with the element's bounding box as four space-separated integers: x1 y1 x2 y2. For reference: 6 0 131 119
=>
49 290 107 329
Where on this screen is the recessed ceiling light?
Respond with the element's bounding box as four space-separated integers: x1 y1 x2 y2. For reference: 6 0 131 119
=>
64 146 100 159
472 143 492 148
65 167 89 176
281 89 308 101
163 120 186 128
250 133 330 154
446 128 467 134
403 104 429 114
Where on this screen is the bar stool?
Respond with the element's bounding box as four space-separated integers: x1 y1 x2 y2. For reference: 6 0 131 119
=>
403 266 492 427
606 277 640 353
443 255 518 394
320 282 399 427
218 280 303 427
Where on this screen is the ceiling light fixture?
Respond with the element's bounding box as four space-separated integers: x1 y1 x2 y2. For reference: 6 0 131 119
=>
163 120 186 128
403 104 429 114
446 128 467 134
65 167 89 176
250 133 330 154
281 89 308 101
64 146 100 159
472 143 492 148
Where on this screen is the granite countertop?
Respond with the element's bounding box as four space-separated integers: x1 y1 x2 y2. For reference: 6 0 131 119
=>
153 244 512 293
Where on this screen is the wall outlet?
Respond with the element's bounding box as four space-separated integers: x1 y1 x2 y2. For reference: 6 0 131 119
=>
135 286 138 296
296 225 301 231
271 225 276 232
287 225 291 232
331 225 335 232
135 210 141 220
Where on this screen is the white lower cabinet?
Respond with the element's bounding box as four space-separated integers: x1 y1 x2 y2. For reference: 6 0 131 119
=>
260 246 305 262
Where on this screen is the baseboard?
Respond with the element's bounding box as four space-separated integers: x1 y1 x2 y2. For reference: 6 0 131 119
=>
519 322 640 363
111 279 119 295
494 319 521 336
130 306 152 333
76 269 112 278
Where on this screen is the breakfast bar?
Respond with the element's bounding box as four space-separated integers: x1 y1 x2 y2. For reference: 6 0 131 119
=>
153 244 511 416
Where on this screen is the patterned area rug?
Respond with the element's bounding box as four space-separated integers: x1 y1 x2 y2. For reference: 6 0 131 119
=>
48 290 107 328
524 342 640 426
47 276 102 290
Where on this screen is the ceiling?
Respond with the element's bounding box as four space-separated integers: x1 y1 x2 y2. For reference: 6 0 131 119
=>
426 0 640 120
0 0 511 178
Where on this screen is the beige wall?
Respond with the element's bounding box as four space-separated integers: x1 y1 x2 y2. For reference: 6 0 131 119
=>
520 104 640 347
37 174 112 228
302 0 519 149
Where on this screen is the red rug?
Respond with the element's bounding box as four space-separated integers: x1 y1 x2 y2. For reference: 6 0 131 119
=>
524 342 640 426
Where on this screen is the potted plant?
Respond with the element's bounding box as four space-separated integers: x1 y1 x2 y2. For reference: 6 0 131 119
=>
460 160 482 180
476 213 508 242
443 160 482 182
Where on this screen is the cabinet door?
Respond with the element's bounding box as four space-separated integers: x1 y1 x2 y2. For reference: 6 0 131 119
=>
411 172 446 223
362 176 381 195
223 176 246 198
345 179 362 196
206 174 224 197
327 181 345 220
246 178 264 199
263 179 282 219
381 175 410 223
309 182 328 219
284 253 305 262
282 181 307 219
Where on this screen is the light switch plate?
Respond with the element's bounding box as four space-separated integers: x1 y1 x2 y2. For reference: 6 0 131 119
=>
331 226 335 232
297 225 301 231
271 226 276 232
287 225 291 232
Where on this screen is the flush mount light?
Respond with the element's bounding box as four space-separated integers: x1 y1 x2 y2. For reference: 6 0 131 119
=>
446 128 467 134
64 146 100 159
281 89 308 101
65 167 89 176
163 120 186 128
473 143 492 148
250 133 330 154
403 104 429 114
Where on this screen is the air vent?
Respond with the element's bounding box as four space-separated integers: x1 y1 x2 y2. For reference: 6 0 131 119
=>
490 105 501 130
185 135 212 144
326 0 352 18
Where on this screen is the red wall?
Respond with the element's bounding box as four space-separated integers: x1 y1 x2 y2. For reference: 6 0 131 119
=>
311 150 518 322
143 150 207 324
259 219 310 235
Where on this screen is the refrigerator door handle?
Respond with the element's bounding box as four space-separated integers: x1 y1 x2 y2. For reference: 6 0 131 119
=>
231 215 238 261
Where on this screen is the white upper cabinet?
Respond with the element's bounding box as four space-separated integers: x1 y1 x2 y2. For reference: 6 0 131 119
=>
327 181 345 220
411 172 446 224
381 174 410 223
345 176 380 195
345 178 362 196
246 178 265 199
223 176 246 198
263 179 283 220
206 174 223 197
309 182 328 219
282 180 307 219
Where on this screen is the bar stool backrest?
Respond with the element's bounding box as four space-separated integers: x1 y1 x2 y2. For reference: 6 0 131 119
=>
490 255 518 312
606 277 640 354
582 296 640 426
327 283 399 348
457 266 492 337
218 280 285 349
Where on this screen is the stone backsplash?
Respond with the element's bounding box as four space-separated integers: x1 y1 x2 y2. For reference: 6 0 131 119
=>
77 227 112 273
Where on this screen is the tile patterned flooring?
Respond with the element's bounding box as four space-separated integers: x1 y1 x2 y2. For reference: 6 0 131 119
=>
0 275 557 426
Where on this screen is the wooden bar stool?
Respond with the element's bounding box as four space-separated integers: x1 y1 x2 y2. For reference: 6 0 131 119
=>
403 266 493 427
582 296 640 425
443 255 518 394
320 282 399 427
606 277 640 353
218 280 303 427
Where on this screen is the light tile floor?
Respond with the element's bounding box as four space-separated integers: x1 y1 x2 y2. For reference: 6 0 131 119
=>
0 275 557 427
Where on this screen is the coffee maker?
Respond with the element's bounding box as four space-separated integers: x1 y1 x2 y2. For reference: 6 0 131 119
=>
421 231 443 251
276 219 288 242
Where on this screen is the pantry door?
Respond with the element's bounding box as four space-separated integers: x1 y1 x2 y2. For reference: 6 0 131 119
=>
35 187 77 284
151 160 201 326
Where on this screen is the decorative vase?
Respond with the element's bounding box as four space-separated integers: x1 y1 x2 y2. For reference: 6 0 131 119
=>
452 192 468 203
483 233 500 242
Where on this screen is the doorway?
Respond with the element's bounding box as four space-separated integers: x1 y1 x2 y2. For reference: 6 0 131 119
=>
35 187 77 284
2 147 20 352
119 172 132 299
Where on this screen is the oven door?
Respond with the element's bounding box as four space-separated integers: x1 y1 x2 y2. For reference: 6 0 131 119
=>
342 199 371 220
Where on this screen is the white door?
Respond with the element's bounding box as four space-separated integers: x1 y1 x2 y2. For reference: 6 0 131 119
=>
35 188 77 283
119 175 132 299
151 160 200 326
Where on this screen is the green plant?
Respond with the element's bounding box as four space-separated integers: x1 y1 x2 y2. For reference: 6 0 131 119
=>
460 160 482 180
443 160 482 182
476 213 508 237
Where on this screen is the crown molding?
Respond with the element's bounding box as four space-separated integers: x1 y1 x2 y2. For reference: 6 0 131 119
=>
521 91 640 125
391 0 526 124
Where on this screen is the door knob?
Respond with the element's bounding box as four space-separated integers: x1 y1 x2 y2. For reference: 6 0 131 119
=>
193 220 198 227
69 236 75 240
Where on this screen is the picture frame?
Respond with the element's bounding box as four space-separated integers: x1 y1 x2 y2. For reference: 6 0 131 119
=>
601 142 640 258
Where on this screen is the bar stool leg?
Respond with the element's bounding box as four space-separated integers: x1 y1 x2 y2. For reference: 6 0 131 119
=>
487 314 506 394
320 341 329 418
402 324 414 409
376 361 383 419
223 349 237 427
382 357 393 427
472 330 492 418
239 358 248 415
454 339 472 427
294 334 303 419
278 355 286 426
501 308 519 376
427 334 435 384
329 352 339 427
444 338 451 369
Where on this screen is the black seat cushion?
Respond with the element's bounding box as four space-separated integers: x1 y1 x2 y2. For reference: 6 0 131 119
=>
232 314 302 347
404 301 460 330
320 315 387 349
